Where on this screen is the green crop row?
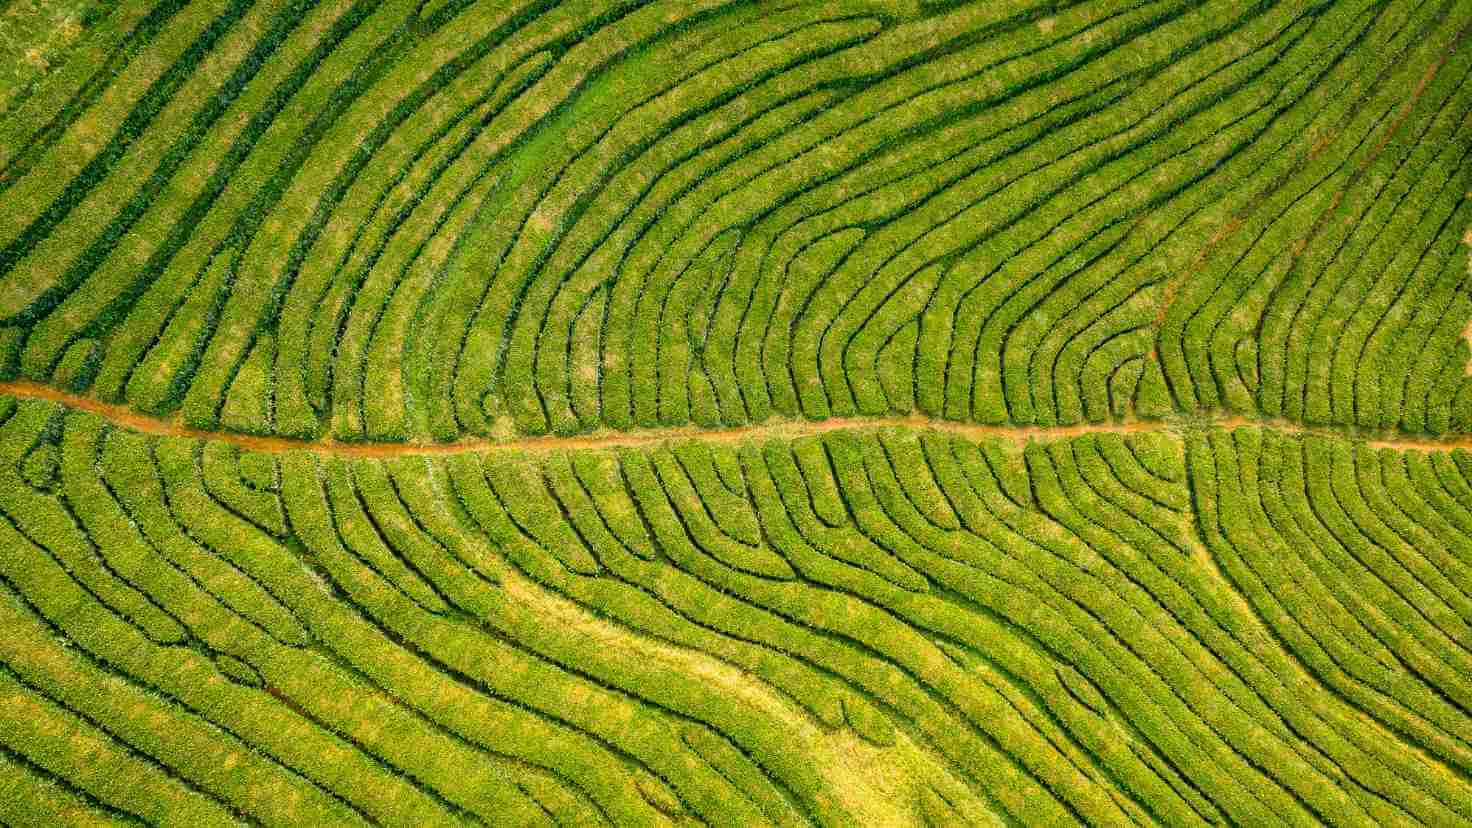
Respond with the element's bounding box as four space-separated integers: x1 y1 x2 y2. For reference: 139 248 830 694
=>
6 391 1472 823
1190 428 1472 821
0 0 1467 823
0 0 1464 442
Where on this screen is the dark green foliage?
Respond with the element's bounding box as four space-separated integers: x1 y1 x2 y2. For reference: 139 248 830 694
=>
0 327 20 380
20 440 60 491
0 0 1467 824
53 337 99 392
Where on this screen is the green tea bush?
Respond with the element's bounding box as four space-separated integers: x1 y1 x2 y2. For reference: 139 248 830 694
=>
0 0 1467 822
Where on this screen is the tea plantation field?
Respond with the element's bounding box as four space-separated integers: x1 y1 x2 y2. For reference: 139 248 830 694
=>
0 0 1469 824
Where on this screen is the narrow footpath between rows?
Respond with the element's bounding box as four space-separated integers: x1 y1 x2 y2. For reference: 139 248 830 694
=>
0 378 1463 456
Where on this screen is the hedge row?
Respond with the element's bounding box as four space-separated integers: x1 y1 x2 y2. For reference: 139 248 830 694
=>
0 0 1464 444
7 392 1472 823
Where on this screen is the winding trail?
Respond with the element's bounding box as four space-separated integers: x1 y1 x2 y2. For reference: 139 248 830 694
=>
0 378 1466 455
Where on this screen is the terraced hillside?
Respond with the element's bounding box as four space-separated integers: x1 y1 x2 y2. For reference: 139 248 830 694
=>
0 0 1469 825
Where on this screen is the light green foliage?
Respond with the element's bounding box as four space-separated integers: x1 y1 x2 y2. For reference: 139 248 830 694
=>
20 439 59 490
53 337 99 392
0 0 1460 439
0 327 20 379
0 0 1468 824
0 402 1467 824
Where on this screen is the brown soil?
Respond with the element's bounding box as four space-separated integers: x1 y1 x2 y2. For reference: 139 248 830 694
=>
5 379 1472 456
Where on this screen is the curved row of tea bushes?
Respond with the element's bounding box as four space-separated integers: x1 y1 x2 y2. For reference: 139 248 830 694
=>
2 397 1468 824
1 0 1465 444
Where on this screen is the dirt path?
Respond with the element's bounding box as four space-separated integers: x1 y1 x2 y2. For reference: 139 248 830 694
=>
4 378 1471 455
